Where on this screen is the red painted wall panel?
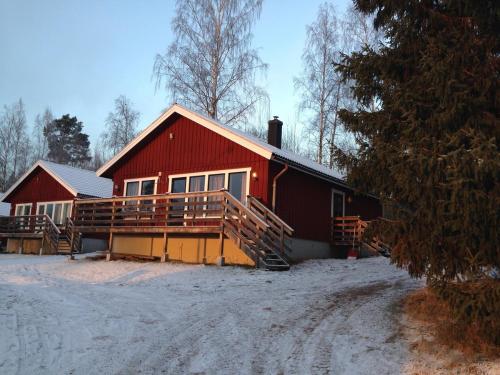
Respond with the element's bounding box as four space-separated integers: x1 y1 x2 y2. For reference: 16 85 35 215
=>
270 161 382 242
5 167 74 215
104 114 271 204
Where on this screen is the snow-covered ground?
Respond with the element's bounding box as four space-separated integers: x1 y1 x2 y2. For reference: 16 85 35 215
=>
0 254 422 374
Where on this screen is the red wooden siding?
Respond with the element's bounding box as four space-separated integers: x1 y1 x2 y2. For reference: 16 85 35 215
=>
104 114 271 204
270 161 382 242
104 112 381 244
5 166 74 215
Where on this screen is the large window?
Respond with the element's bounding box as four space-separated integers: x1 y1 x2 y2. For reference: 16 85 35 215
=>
168 168 250 221
36 201 72 225
168 168 250 202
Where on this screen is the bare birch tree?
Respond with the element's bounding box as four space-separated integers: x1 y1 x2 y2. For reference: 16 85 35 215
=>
329 5 383 167
154 0 267 126
101 95 140 157
32 108 53 162
295 3 342 166
0 99 31 191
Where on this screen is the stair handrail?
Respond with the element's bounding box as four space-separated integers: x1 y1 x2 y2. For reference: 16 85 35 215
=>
332 216 392 256
222 191 269 231
221 191 290 268
65 217 81 254
246 196 294 235
43 214 60 253
246 196 294 256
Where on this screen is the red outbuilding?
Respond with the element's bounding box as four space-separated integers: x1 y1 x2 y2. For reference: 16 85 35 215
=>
0 160 112 254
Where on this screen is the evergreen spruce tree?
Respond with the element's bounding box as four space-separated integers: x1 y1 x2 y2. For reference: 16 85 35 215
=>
45 114 91 167
336 1 499 341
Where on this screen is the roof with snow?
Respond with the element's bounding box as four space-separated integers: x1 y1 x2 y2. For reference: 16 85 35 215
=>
1 160 113 202
0 193 10 216
97 103 346 185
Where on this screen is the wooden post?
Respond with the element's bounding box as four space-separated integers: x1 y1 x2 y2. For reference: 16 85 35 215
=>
111 200 116 228
106 231 113 261
202 237 207 264
161 232 168 263
217 227 225 266
280 223 285 254
40 233 45 256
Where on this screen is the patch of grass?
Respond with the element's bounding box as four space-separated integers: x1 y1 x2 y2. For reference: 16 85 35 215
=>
404 288 500 362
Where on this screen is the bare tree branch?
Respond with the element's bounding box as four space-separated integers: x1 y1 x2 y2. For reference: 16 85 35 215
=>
154 0 268 127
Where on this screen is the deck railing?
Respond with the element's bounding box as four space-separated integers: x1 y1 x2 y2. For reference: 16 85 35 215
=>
0 214 47 234
0 214 60 253
73 190 292 267
332 216 391 256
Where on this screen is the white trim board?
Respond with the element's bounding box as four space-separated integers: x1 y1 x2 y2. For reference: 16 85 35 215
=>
168 167 251 198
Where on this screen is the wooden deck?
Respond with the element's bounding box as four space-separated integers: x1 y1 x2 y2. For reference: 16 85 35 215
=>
72 190 293 270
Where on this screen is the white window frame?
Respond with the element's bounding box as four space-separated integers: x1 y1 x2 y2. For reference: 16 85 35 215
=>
168 168 251 220
123 176 158 197
168 168 251 197
331 188 345 218
123 176 159 214
15 203 32 216
36 200 73 225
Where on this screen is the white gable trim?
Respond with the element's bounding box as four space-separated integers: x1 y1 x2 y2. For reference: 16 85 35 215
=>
96 104 273 177
1 161 77 202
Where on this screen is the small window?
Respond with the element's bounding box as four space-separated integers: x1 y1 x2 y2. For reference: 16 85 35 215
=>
188 176 205 213
38 205 45 215
141 180 155 195
189 176 205 193
207 174 225 211
46 204 54 219
171 178 186 194
228 172 247 202
62 203 72 222
331 190 345 218
15 203 32 216
125 179 156 196
170 177 187 221
125 181 140 196
54 204 62 224
208 174 225 191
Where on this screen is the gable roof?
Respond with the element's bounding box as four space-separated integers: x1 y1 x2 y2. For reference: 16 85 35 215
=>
96 103 345 184
1 160 113 202
0 193 10 216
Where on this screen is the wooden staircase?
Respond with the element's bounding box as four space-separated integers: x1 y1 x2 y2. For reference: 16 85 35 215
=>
221 192 292 271
58 218 82 256
332 216 391 257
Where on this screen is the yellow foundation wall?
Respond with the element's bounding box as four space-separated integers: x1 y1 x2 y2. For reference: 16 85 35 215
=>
111 234 255 266
6 238 47 254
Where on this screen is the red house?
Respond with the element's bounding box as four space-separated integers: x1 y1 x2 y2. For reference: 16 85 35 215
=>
0 160 112 254
76 103 381 266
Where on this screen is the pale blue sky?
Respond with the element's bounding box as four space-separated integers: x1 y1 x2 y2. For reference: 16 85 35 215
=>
0 0 350 144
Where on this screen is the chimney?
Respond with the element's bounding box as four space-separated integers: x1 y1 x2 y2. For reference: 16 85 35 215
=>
267 116 283 149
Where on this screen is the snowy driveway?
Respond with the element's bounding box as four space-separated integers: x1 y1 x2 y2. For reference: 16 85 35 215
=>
0 254 421 375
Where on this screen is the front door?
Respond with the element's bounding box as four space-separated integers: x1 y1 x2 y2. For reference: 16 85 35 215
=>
331 189 345 219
